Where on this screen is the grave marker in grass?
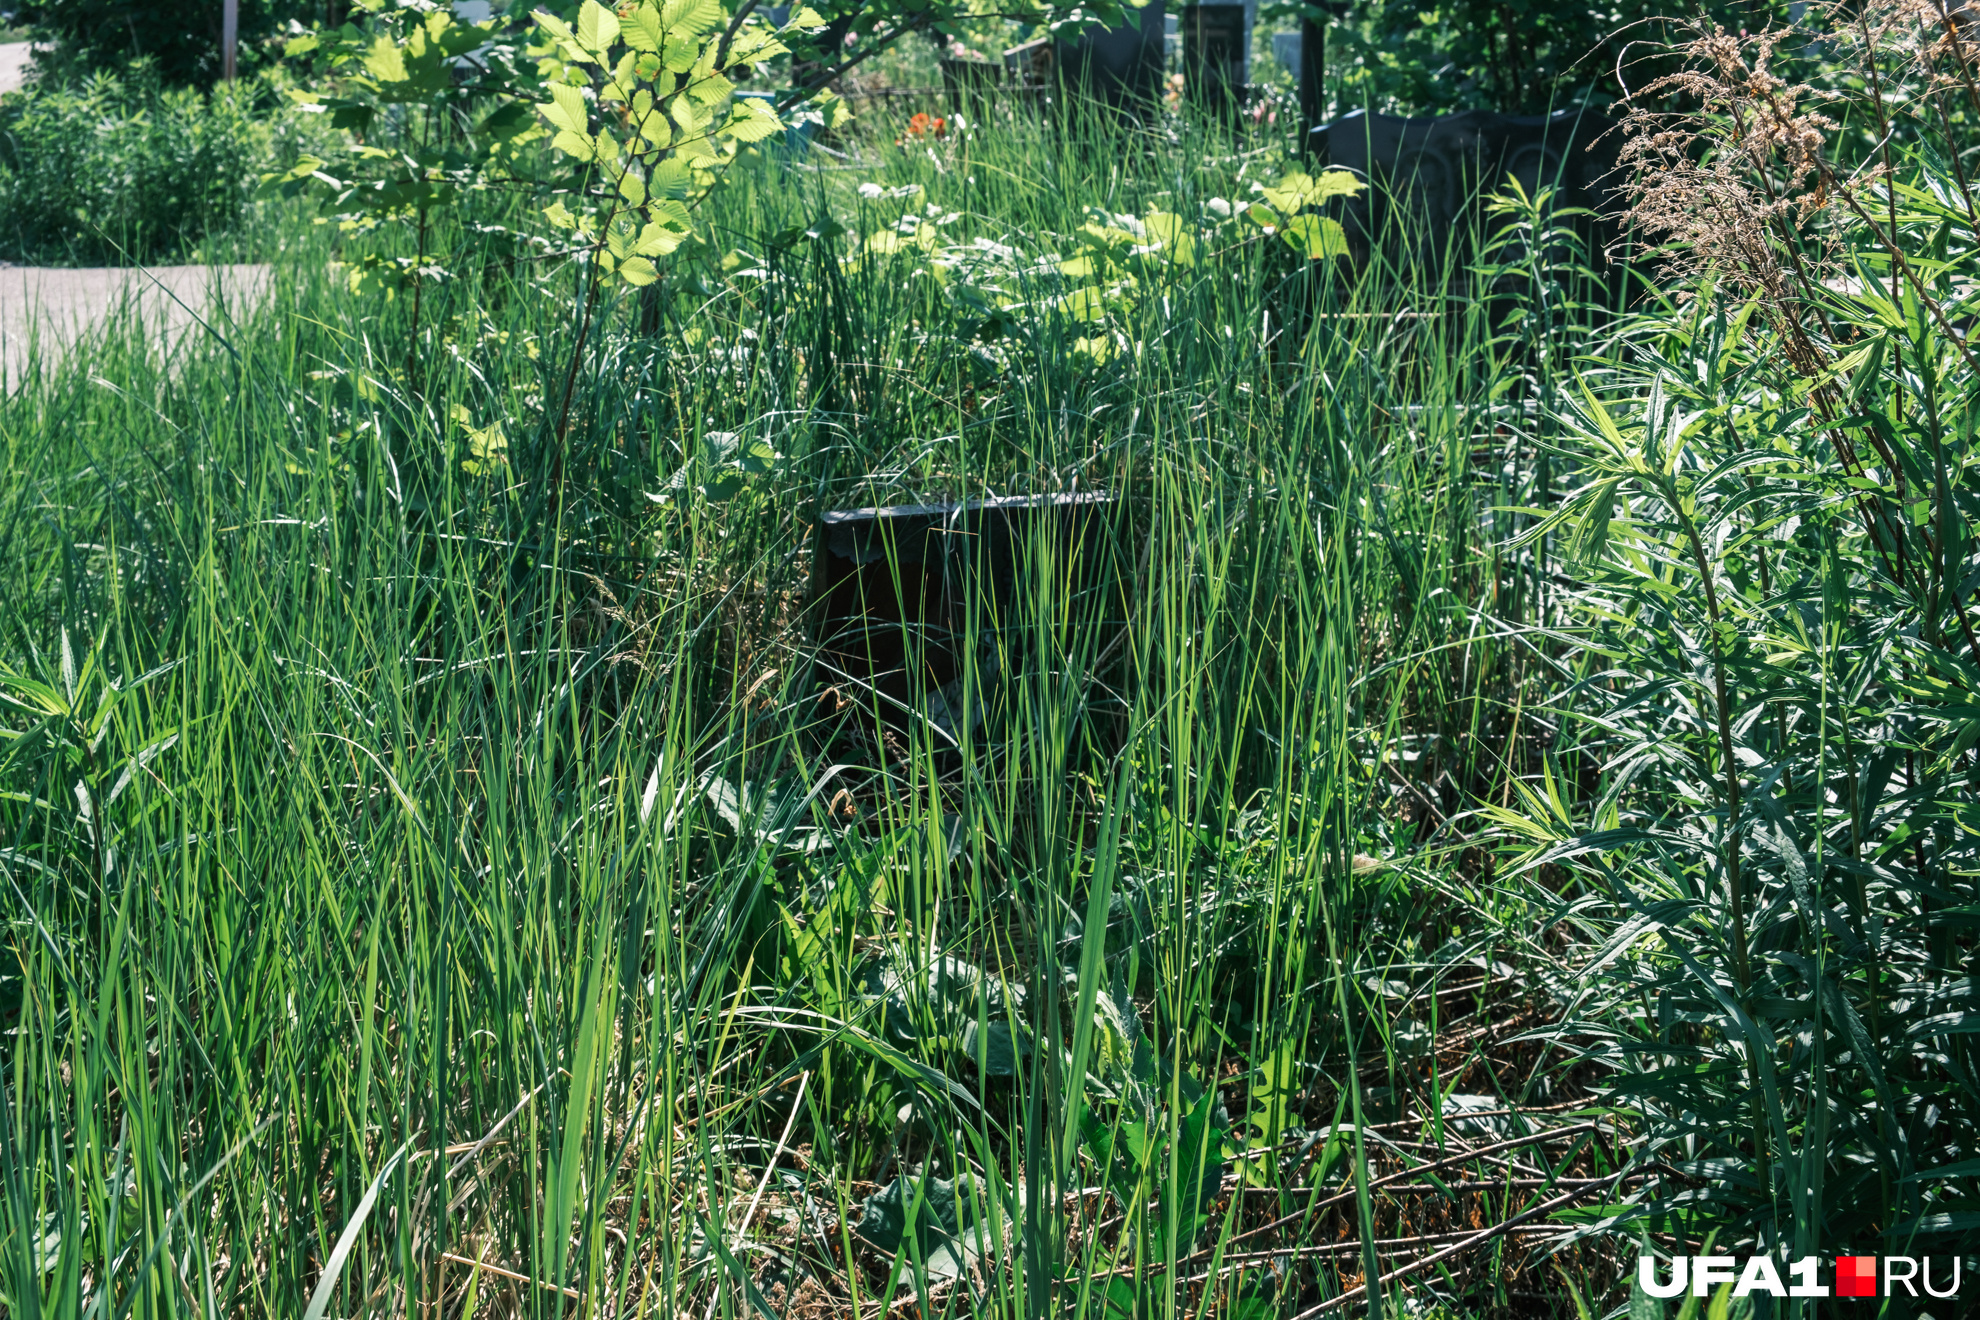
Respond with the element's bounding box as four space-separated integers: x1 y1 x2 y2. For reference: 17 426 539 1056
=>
808 492 1118 751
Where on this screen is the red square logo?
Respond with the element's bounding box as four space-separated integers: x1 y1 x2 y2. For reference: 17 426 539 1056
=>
1836 1256 1878 1298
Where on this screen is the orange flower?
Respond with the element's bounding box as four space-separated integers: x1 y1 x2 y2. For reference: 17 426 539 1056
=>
900 112 948 142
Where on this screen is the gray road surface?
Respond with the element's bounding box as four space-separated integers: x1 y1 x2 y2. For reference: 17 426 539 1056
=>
2 49 275 381
1 264 272 383
0 42 36 94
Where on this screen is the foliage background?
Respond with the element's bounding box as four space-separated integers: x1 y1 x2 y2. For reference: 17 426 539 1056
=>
1327 0 1796 114
0 64 331 263
10 0 341 86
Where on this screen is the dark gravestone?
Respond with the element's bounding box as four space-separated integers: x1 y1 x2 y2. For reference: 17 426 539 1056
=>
810 493 1112 745
1056 0 1169 113
1308 108 1627 287
1182 2 1248 112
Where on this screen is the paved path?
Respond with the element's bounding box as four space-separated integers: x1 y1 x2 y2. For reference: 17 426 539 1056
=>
1 264 273 382
0 42 37 94
1 53 276 379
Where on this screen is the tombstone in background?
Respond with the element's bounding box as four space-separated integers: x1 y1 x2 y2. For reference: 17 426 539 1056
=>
1270 29 1300 72
1307 107 1628 292
1034 0 1169 114
808 493 1114 747
1182 0 1250 112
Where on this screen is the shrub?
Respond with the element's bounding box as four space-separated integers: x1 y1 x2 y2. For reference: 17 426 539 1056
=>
0 64 295 264
12 0 319 88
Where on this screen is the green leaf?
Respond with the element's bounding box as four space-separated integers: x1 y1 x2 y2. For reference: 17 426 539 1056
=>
1143 210 1195 265
1169 1088 1225 1242
626 4 666 50
1309 169 1363 200
480 102 536 139
1062 286 1110 322
542 83 590 135
722 97 784 143
633 221 685 256
1261 168 1361 213
663 0 726 36
856 1174 995 1281
619 256 660 286
702 472 746 502
362 33 407 82
1280 214 1347 260
649 157 690 199
577 0 622 51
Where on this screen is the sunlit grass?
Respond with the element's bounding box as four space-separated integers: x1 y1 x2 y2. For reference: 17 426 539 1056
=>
6 78 1969 1320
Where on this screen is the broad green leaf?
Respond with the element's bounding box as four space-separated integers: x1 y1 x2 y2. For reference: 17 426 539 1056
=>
669 93 702 137
1261 168 1361 214
703 472 746 502
634 220 686 255
637 113 677 148
723 97 783 143
1062 286 1109 322
649 157 690 199
1260 171 1315 214
362 34 407 82
1143 210 1195 265
856 1174 994 1281
626 5 666 50
725 29 788 63
480 101 536 138
620 256 660 286
1280 213 1347 260
577 0 621 51
662 36 701 72
685 64 734 104
552 129 596 159
603 51 638 97
813 89 852 128
663 0 725 37
542 83 589 135
1310 168 1363 199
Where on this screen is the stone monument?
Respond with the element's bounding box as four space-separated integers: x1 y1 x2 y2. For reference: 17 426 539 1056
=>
1307 107 1628 290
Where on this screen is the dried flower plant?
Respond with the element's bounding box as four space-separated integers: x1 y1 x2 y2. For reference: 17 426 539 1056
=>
1614 2 1980 658
1617 5 1979 377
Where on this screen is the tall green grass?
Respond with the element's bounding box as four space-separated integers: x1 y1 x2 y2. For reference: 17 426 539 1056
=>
1 72 1969 1320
